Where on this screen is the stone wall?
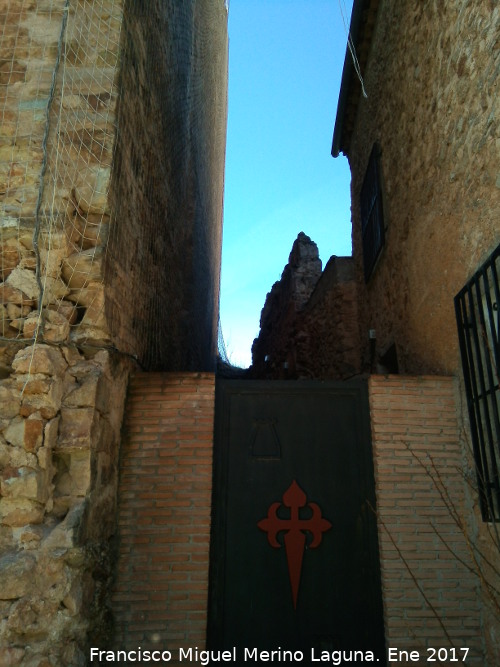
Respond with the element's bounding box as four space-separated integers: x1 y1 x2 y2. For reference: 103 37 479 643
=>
0 344 131 666
334 2 500 660
0 0 122 354
344 0 499 376
0 3 128 665
1 0 228 369
105 0 228 372
251 233 360 379
0 1 228 663
369 375 492 665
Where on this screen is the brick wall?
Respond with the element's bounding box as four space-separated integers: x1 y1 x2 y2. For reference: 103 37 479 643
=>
369 375 485 665
110 373 493 664
111 373 215 659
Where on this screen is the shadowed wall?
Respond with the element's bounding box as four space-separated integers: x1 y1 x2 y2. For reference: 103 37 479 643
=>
106 0 228 372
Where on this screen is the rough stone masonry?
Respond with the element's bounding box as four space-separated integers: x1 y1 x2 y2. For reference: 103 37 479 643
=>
0 1 228 664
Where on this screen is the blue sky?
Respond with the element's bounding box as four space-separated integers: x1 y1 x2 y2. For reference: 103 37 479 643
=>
219 0 354 367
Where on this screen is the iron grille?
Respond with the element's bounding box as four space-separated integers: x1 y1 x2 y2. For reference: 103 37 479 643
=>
455 243 500 521
360 144 385 281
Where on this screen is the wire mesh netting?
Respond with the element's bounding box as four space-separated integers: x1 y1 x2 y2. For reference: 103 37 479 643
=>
2 0 230 374
0 0 122 362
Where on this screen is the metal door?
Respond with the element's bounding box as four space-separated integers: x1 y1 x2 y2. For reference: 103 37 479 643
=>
208 380 386 664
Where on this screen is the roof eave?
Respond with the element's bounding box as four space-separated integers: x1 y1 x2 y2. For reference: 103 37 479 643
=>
331 0 372 158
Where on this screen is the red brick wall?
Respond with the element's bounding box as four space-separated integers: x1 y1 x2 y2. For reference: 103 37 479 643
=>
111 373 215 658
369 376 485 664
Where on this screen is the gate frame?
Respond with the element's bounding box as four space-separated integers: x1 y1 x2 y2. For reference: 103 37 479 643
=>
207 378 386 658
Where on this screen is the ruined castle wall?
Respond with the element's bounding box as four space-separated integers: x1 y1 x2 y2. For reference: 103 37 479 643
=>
251 234 361 380
346 0 499 376
295 256 361 379
105 0 228 372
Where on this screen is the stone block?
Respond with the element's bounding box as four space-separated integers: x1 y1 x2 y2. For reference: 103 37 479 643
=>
2 444 37 470
22 314 41 340
36 446 52 472
7 317 25 332
24 416 44 452
47 300 78 325
61 247 103 289
6 303 31 320
4 595 60 643
61 348 84 369
0 283 36 307
65 207 109 251
74 166 110 215
0 525 14 553
0 240 21 281
66 281 102 307
0 383 21 418
41 309 70 343
0 647 25 666
18 257 37 271
12 345 67 376
62 374 99 408
81 290 107 329
38 231 70 278
1 467 48 504
0 551 36 599
56 451 91 497
0 442 10 467
5 267 38 300
20 377 63 419
41 503 84 550
62 576 88 617
3 415 44 452
0 497 44 527
67 357 103 379
69 324 110 347
18 233 34 252
58 407 96 450
3 418 25 448
40 276 70 305
14 374 52 396
43 416 59 451
18 525 43 550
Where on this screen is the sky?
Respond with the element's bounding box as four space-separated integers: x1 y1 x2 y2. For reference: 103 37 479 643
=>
219 0 354 368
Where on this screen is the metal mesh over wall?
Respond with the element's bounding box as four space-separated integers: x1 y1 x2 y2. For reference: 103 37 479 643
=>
1 0 122 360
1 0 228 372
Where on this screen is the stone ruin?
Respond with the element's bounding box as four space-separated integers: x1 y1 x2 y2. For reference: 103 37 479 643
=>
251 232 361 380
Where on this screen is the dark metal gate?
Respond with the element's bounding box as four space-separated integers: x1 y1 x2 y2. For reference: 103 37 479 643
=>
208 380 386 664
